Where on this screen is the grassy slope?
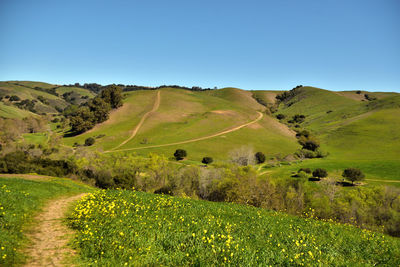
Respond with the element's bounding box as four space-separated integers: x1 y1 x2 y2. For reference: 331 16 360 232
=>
0 102 35 119
65 87 299 160
271 87 400 183
0 176 92 266
69 189 400 266
0 81 67 115
55 86 96 98
0 81 95 118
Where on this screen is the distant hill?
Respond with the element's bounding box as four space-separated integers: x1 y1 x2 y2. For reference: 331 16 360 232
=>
1 81 399 183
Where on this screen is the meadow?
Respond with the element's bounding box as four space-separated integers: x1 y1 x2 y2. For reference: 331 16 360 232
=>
68 189 400 266
0 176 91 266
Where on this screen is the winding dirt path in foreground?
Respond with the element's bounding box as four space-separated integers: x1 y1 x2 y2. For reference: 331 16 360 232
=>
106 111 264 153
109 90 161 151
24 193 86 267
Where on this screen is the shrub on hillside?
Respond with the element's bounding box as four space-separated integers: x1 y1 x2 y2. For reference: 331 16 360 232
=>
9 95 20 101
292 114 306 123
202 157 213 165
255 152 266 164
174 149 187 160
276 114 285 120
342 168 365 185
298 168 311 174
312 168 328 179
85 137 95 146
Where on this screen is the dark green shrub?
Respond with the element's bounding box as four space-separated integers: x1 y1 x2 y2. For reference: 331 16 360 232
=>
276 114 285 120
9 95 20 101
85 137 95 146
298 168 311 174
94 170 114 189
255 152 266 164
174 149 187 160
202 157 213 165
292 114 306 123
312 168 328 179
342 168 365 184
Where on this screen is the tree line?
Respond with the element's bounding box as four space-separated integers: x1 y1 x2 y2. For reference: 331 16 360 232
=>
67 85 123 134
63 82 216 94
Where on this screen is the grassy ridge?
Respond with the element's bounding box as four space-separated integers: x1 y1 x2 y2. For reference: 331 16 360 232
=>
66 88 299 160
0 176 92 266
68 189 400 266
275 87 400 182
0 102 35 119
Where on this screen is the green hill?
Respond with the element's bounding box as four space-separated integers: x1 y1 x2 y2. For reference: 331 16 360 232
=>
68 189 400 266
0 81 94 118
270 86 400 184
64 87 299 160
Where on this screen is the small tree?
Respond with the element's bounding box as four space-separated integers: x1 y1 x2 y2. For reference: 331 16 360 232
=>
9 95 21 101
298 168 311 174
255 152 266 164
174 149 187 161
202 157 213 165
342 168 365 185
312 168 328 179
276 114 285 120
84 137 95 146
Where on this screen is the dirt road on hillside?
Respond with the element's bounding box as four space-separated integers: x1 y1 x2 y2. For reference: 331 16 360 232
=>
109 90 161 151
24 193 86 267
106 111 264 153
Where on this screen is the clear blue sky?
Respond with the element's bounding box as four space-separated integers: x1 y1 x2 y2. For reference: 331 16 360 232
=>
0 0 399 92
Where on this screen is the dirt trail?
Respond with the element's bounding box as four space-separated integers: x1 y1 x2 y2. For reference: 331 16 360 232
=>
366 179 400 183
106 111 264 153
109 90 161 151
24 193 86 267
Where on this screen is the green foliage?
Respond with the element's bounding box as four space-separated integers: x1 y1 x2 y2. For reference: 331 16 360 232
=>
312 168 328 178
100 85 123 109
0 152 77 177
255 152 266 164
0 177 91 266
174 149 187 161
202 157 213 165
342 168 365 184
68 189 400 266
68 85 122 134
84 137 95 146
9 95 20 102
276 113 285 120
298 168 311 174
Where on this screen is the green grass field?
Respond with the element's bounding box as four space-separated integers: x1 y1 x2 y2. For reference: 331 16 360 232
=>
0 176 92 266
64 87 299 160
0 102 35 119
68 189 400 266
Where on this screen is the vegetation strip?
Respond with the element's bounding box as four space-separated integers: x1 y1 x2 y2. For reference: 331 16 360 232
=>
106 111 264 153
68 189 400 266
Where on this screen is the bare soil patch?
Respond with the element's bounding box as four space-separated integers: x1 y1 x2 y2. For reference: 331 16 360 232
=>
24 193 86 267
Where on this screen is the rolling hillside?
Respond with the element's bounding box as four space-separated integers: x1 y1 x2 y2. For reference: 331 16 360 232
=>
63 87 299 160
68 188 400 266
0 81 94 117
1 81 399 182
268 86 400 184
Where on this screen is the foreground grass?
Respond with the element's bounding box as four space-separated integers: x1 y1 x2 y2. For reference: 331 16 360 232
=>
69 190 400 266
0 176 92 266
